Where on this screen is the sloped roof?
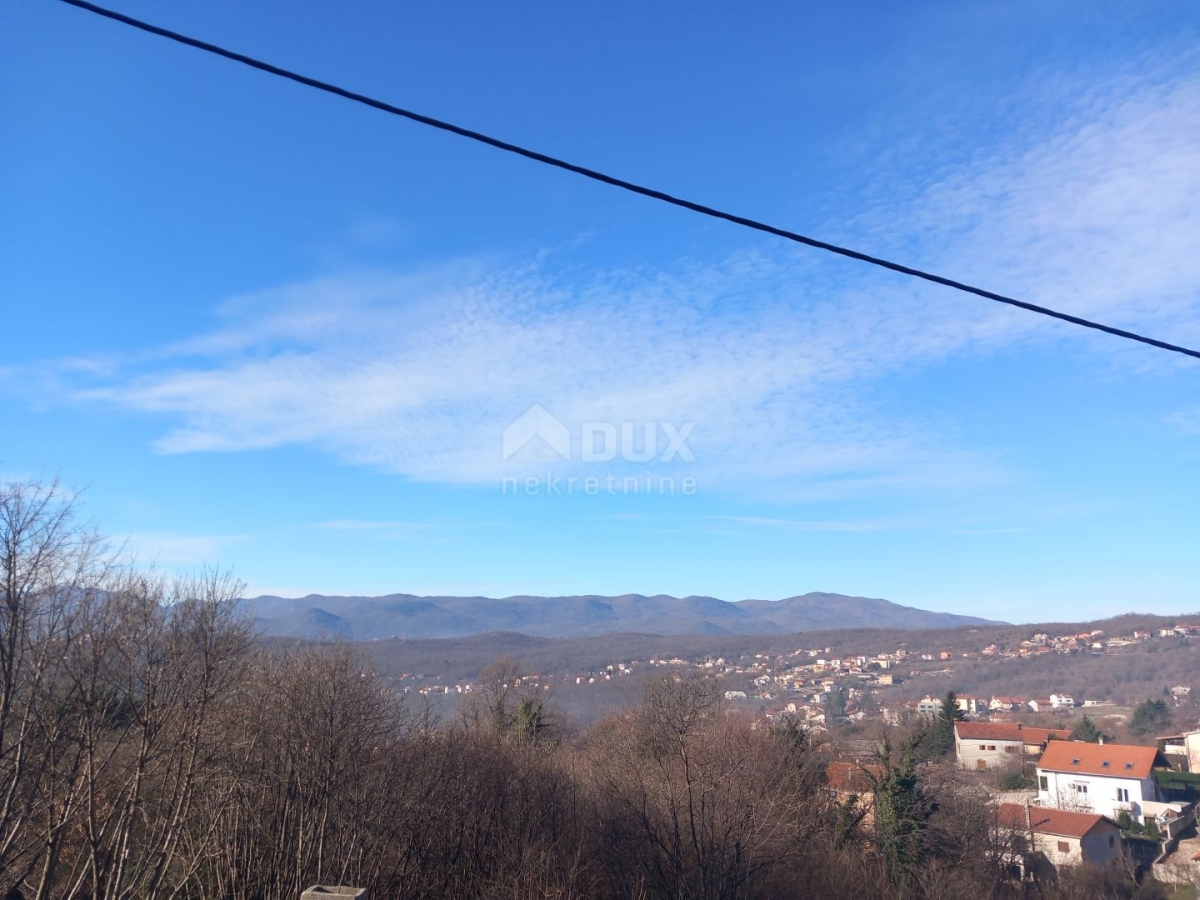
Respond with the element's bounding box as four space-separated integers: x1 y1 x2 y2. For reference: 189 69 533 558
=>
1037 741 1160 779
826 761 882 793
955 722 1073 744
996 803 1118 839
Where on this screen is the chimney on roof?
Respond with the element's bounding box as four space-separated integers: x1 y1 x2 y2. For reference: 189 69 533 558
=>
1099 736 1105 745
1017 723 1022 731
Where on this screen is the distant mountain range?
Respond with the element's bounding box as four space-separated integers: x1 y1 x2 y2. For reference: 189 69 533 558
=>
243 592 1001 640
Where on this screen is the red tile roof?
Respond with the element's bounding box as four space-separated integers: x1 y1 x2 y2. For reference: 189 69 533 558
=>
996 803 1118 839
826 761 882 793
955 722 1073 744
1037 741 1160 779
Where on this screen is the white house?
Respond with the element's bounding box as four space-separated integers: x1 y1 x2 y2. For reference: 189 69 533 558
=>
989 696 1024 712
916 695 941 717
1036 742 1164 823
955 694 985 716
1049 693 1076 709
1166 730 1200 773
996 803 1123 870
955 722 1073 771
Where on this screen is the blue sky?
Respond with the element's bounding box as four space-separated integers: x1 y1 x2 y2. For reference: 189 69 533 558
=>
2 0 1198 623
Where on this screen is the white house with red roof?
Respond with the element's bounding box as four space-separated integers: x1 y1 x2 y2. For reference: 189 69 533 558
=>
996 802 1123 869
1036 741 1165 822
954 721 1073 770
989 696 1024 712
954 694 985 716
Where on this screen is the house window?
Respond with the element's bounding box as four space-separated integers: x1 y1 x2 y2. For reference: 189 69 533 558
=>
1005 745 1018 753
1117 788 1129 802
1057 841 1069 853
986 745 996 751
979 744 987 750
1039 776 1048 791
1109 836 1115 848
1073 784 1088 795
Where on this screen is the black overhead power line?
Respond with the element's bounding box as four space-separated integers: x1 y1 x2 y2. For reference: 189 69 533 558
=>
53 0 1200 362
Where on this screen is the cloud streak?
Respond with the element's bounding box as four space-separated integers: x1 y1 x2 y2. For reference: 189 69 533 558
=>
125 532 251 567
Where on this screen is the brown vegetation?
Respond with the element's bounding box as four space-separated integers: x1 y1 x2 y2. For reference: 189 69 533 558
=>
0 480 1176 899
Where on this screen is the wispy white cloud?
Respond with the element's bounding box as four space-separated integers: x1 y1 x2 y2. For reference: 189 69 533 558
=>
859 56 1200 364
9 54 1200 504
125 532 251 567
949 527 1032 536
704 515 909 533
310 519 443 539
313 519 422 530
1166 408 1200 436
55 257 1013 499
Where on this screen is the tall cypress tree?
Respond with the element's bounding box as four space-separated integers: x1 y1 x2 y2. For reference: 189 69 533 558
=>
932 690 966 758
872 736 935 888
